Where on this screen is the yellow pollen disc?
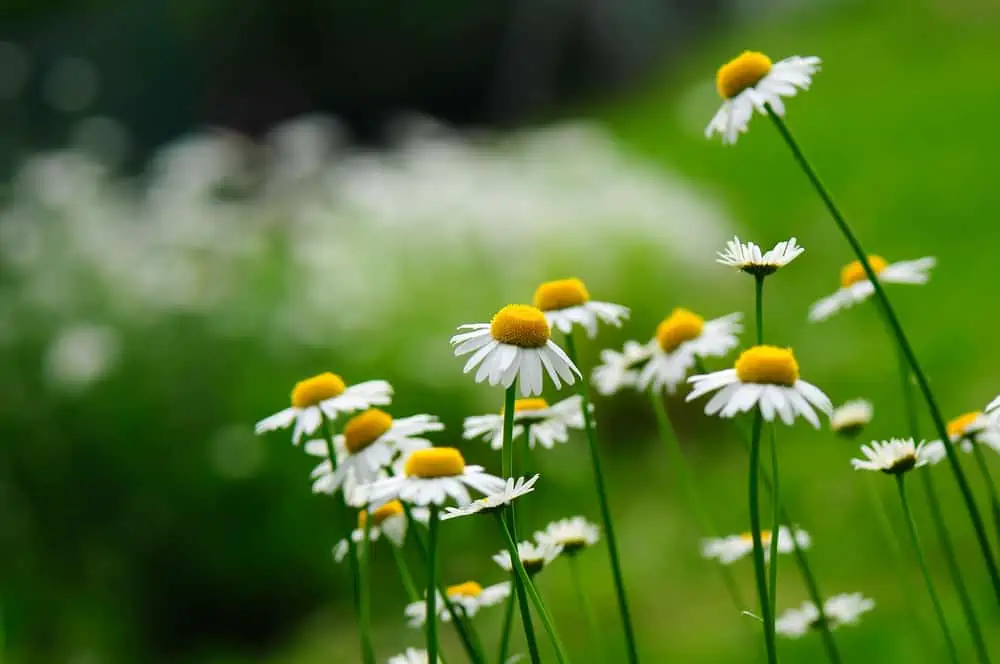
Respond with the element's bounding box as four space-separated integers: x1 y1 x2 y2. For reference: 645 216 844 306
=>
447 581 483 598
947 411 982 439
840 255 889 288
533 278 591 311
656 308 705 353
358 500 405 529
405 447 466 478
514 398 549 413
291 372 346 408
716 51 773 99
343 409 394 454
490 304 551 348
739 530 773 545
734 346 800 386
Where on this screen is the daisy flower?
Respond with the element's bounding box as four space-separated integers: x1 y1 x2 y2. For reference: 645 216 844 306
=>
686 345 832 427
701 526 811 565
829 399 873 438
451 304 581 397
307 409 442 498
809 255 936 322
777 593 875 638
637 309 742 394
706 52 821 145
535 516 600 555
591 340 653 396
717 236 805 277
851 438 932 475
532 277 629 338
463 396 585 450
924 410 1000 460
388 648 441 664
360 447 505 508
332 500 430 562
493 539 563 576
441 475 539 520
254 372 393 444
404 581 510 626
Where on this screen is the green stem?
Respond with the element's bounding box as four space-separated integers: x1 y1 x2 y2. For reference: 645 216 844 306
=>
754 274 764 343
501 509 542 664
426 505 441 663
502 384 519 537
970 440 1000 539
497 580 516 664
649 389 745 610
358 515 375 664
497 513 572 664
748 411 777 664
564 332 641 664
389 543 419 602
896 476 961 664
768 107 1000 604
569 554 605 661
767 424 780 626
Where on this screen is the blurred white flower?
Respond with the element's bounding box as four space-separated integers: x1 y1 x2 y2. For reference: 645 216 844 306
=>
638 309 742 394
829 399 873 438
463 396 584 450
43 323 120 391
809 256 936 322
777 592 875 638
701 526 810 565
532 277 629 339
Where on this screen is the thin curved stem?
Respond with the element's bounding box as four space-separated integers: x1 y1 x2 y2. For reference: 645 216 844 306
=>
569 554 605 661
970 440 1000 544
649 388 744 610
426 505 440 663
748 411 777 664
564 332 640 664
767 108 1000 604
896 476 961 664
497 581 516 663
389 543 418 601
358 516 375 664
767 424 780 624
754 275 764 343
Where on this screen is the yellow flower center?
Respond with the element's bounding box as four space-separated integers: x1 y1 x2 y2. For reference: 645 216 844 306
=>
739 530 773 545
343 409 394 454
358 500 405 529
656 308 705 353
840 255 889 288
447 581 483 598
490 305 551 348
947 411 982 439
514 398 549 413
291 372 346 408
734 346 800 386
404 447 466 478
716 51 773 99
532 278 591 311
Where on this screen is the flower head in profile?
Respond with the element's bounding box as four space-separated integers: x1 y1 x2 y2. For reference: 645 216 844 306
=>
536 516 600 555
451 305 581 396
331 500 430 562
441 475 539 520
255 372 393 444
717 237 804 277
851 438 932 475
924 409 1000 461
591 340 653 396
360 447 505 507
638 309 742 394
809 255 936 322
701 526 810 565
308 410 442 497
463 396 585 450
532 278 629 338
777 592 875 638
706 52 821 144
829 399 873 438
686 345 832 427
404 581 510 626
493 539 564 576
388 648 442 664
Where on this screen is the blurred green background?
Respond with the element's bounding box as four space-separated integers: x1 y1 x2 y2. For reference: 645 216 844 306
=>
5 0 1000 662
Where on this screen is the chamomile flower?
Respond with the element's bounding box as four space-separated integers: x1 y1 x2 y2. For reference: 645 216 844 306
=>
388 648 441 664
535 516 600 555
706 52 821 145
637 309 742 394
441 475 539 520
701 526 811 565
776 593 875 638
925 410 1000 458
493 539 564 576
717 236 804 277
532 278 629 338
404 581 510 626
591 340 653 396
829 399 873 438
851 438 932 475
809 255 936 322
686 345 832 427
463 396 585 450
307 409 442 498
332 500 430 562
360 447 505 508
451 304 581 397
255 372 393 444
